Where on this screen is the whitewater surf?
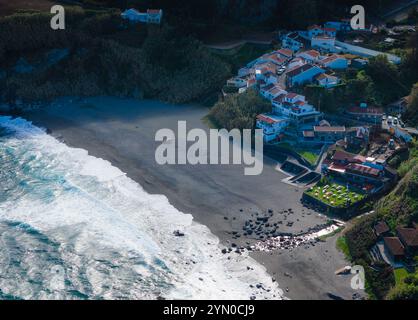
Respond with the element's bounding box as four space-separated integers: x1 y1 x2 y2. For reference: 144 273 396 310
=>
0 116 283 300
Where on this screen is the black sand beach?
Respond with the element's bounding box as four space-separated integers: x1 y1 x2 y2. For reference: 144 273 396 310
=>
22 96 360 300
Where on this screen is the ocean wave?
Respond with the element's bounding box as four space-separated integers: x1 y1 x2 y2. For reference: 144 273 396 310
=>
0 116 284 300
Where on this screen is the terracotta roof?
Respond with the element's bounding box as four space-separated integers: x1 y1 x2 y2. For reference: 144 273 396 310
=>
276 48 293 58
347 106 384 115
374 221 390 236
308 25 322 30
397 226 418 247
285 92 299 99
286 64 313 78
332 150 357 162
346 163 381 177
256 114 286 124
273 94 286 103
303 130 315 137
304 50 320 58
320 55 341 64
384 237 405 256
314 126 346 132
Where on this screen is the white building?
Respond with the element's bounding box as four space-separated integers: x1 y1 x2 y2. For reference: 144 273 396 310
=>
272 93 322 125
311 36 336 51
256 114 290 142
282 32 304 52
296 50 321 63
260 84 287 101
315 73 339 88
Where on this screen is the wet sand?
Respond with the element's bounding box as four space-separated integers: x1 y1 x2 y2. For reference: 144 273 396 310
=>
22 96 360 300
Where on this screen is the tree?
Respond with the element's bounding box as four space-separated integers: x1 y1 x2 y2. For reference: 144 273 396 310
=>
404 83 418 126
209 89 271 130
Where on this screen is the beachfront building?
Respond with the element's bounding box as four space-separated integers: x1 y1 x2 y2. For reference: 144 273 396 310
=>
282 32 304 52
121 8 163 24
286 64 325 87
296 50 321 63
272 93 322 125
315 73 339 88
322 149 396 193
318 55 348 69
303 125 346 143
256 113 289 142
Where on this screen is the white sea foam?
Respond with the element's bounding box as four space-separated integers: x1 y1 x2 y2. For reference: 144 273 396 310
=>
0 116 284 300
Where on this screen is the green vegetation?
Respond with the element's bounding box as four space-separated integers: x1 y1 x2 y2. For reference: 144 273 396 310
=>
344 139 418 299
305 182 365 208
336 236 351 260
0 8 231 105
276 142 319 166
208 88 271 130
387 270 418 300
403 83 418 127
211 43 270 73
394 268 409 285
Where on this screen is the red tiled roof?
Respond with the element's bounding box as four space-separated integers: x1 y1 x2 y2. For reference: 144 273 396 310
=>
308 25 322 30
397 226 418 247
320 55 341 64
332 150 357 162
346 163 381 177
286 64 314 78
301 50 320 58
314 126 346 132
374 221 390 236
273 94 286 103
347 106 384 115
285 92 299 99
384 237 405 256
277 48 293 58
303 130 315 137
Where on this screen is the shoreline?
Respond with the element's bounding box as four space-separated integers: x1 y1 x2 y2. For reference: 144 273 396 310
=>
19 96 361 300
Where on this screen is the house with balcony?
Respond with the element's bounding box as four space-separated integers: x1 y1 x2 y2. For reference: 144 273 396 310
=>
315 73 339 88
303 125 346 143
260 84 287 102
296 50 321 63
345 104 384 124
282 32 305 52
256 113 290 142
311 35 336 51
272 93 322 125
